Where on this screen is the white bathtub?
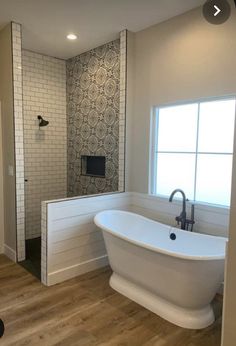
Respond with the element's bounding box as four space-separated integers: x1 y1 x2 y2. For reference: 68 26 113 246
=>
94 210 227 329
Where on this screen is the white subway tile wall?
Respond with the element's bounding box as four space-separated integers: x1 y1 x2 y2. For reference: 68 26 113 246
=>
119 30 127 192
12 22 25 261
22 50 67 240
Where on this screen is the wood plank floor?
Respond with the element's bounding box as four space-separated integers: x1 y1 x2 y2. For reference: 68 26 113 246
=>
0 255 222 346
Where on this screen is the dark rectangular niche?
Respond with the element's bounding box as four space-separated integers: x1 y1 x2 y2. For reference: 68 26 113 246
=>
81 155 106 178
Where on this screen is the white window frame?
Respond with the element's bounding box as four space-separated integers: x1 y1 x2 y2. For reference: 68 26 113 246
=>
149 96 236 208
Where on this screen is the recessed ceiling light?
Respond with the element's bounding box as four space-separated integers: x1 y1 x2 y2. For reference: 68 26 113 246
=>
67 33 78 40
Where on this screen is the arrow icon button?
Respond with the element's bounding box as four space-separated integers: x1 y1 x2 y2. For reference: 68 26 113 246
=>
214 5 221 16
203 0 231 25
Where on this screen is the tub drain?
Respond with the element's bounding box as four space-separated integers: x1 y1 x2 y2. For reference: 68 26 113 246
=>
169 233 176 241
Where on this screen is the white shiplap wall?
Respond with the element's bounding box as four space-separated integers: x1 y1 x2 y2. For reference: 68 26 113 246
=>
130 193 229 237
43 192 229 286
44 192 131 286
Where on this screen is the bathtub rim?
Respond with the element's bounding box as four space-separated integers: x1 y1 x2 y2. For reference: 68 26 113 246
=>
94 210 227 261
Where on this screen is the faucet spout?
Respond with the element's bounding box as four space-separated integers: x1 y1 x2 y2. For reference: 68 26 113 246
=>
169 189 187 230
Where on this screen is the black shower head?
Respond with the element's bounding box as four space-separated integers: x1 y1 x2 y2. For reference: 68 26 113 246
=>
37 115 49 127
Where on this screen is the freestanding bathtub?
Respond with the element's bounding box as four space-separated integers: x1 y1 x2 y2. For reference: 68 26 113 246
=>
94 210 227 329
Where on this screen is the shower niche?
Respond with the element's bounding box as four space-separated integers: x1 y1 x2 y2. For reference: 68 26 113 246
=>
81 156 106 178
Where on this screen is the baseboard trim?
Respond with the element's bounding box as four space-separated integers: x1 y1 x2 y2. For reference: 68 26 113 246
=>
47 255 109 286
4 244 17 262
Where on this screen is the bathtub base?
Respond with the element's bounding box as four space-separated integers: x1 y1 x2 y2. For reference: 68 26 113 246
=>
110 273 215 330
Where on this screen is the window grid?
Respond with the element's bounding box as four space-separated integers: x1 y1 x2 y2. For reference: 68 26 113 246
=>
193 102 200 202
153 98 236 206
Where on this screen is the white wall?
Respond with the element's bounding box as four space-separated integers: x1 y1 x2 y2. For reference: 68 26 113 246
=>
0 23 25 261
22 50 67 239
127 5 236 194
0 104 4 253
0 23 17 255
222 118 236 345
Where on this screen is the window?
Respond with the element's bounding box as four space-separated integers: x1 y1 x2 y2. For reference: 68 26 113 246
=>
150 98 236 207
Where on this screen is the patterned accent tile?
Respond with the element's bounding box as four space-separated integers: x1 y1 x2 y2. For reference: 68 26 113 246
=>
67 40 120 196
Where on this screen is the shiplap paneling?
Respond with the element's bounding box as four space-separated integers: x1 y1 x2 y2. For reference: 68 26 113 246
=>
130 193 229 237
52 230 103 252
46 192 131 285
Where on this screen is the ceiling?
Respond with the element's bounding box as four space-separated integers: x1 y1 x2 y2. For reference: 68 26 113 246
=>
0 0 204 60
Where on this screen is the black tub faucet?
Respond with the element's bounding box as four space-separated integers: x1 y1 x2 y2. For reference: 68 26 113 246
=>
169 189 195 231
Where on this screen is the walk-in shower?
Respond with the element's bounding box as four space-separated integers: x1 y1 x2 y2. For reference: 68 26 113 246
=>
16 29 126 281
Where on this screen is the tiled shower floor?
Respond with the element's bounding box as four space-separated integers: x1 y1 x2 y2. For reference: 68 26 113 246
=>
20 237 41 280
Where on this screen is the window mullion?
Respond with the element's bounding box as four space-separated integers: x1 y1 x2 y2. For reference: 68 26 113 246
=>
151 108 159 195
194 103 200 202
154 109 160 194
